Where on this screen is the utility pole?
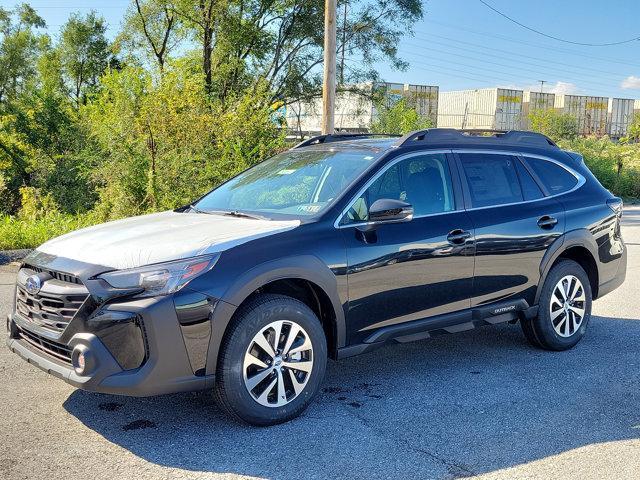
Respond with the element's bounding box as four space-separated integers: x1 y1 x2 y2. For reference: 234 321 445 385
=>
538 80 546 93
322 0 337 134
339 1 348 85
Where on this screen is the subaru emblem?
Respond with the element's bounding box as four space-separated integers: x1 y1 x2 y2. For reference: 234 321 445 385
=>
25 275 42 295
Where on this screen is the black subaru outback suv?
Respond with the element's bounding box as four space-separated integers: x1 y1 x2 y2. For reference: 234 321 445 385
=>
7 129 626 425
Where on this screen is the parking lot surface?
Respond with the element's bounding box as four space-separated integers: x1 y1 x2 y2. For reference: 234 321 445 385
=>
1 207 639 480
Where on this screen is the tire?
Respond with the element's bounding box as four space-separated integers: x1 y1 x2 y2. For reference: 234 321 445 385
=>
521 259 592 351
214 293 327 426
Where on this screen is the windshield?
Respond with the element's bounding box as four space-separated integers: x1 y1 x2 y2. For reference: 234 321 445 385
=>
194 148 381 218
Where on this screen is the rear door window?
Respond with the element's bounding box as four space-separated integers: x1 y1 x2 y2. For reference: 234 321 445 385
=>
458 153 523 208
524 157 578 195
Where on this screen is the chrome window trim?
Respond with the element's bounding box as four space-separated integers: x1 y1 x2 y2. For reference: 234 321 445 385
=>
335 148 587 228
453 149 586 212
333 149 454 229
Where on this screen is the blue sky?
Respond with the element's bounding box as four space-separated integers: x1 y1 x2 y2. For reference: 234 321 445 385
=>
2 0 639 99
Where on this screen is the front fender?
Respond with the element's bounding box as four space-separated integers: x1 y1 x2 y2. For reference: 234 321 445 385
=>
204 255 346 375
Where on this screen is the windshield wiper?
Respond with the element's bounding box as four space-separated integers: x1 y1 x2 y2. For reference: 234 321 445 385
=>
193 208 266 220
184 204 266 220
221 210 266 220
186 204 209 214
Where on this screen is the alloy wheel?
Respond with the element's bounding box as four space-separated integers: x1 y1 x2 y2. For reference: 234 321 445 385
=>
243 320 314 407
549 275 586 338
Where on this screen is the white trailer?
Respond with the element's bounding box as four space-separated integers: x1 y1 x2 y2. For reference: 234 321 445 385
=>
286 89 374 135
607 98 635 138
437 88 523 130
285 82 438 135
522 91 555 130
554 94 609 136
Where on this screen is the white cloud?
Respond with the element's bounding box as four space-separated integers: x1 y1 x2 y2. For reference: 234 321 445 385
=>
547 81 578 95
621 75 640 90
499 81 579 95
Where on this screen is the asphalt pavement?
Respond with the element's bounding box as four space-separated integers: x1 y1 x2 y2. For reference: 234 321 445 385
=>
1 207 639 480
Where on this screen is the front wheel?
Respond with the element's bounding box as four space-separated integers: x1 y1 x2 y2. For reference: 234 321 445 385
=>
214 294 327 426
521 259 593 351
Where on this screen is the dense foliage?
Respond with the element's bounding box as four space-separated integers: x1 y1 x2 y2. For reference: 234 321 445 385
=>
0 1 423 249
370 98 434 135
526 110 640 200
528 109 579 141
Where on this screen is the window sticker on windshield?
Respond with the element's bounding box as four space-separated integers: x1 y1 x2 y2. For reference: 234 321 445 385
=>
299 205 322 213
364 156 374 160
277 169 296 175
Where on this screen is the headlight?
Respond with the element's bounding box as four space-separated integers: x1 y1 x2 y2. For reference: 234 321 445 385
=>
97 254 219 298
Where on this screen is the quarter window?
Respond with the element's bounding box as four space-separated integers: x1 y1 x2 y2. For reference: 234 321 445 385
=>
342 153 455 224
524 157 578 194
459 153 523 207
515 159 544 201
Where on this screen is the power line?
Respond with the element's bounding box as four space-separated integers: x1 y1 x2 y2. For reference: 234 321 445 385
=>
478 0 640 47
401 43 618 91
412 32 625 79
424 20 640 68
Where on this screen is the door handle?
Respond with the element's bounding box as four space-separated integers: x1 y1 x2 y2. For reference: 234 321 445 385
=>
537 215 558 229
447 229 471 245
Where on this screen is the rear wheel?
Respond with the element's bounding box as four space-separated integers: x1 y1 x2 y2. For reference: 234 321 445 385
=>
214 294 327 426
521 259 592 351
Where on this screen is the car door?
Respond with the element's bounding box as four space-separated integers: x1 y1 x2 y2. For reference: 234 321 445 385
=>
338 151 475 345
454 150 565 307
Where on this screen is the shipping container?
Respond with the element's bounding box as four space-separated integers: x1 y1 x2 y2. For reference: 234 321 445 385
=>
607 98 635 137
554 94 608 136
403 84 439 125
286 92 372 135
372 82 405 108
437 88 523 130
522 91 555 129
286 82 438 134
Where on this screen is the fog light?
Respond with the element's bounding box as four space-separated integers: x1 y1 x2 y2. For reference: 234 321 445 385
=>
72 345 92 375
77 351 86 371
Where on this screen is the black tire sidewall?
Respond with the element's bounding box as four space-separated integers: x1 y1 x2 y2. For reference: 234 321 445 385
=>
536 260 592 350
216 295 327 426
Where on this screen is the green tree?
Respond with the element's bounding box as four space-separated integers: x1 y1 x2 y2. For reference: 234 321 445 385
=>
0 3 47 105
83 62 284 219
370 98 433 134
117 0 182 73
528 109 579 142
0 115 32 214
168 0 423 103
623 113 640 143
58 11 111 106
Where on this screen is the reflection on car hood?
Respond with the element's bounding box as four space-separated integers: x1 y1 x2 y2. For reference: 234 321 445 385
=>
36 211 300 270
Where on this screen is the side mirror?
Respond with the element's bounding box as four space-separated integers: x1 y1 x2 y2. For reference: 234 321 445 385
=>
368 198 414 224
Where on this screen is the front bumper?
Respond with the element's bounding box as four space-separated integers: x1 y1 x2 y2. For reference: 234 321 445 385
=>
7 293 215 396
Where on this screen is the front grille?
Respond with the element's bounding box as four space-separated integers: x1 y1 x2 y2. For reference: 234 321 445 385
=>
15 268 89 334
24 264 83 285
17 326 72 364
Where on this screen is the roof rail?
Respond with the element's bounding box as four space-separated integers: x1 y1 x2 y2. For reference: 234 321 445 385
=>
292 132 401 149
395 128 558 148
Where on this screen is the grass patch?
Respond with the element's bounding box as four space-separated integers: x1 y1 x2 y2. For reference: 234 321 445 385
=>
0 213 97 250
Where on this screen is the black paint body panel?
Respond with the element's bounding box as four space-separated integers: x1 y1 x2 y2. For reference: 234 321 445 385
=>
6 135 628 396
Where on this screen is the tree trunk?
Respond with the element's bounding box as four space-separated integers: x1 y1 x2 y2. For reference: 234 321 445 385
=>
203 26 213 94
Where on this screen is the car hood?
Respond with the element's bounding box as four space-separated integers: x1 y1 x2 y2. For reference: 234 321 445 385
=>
36 211 300 270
